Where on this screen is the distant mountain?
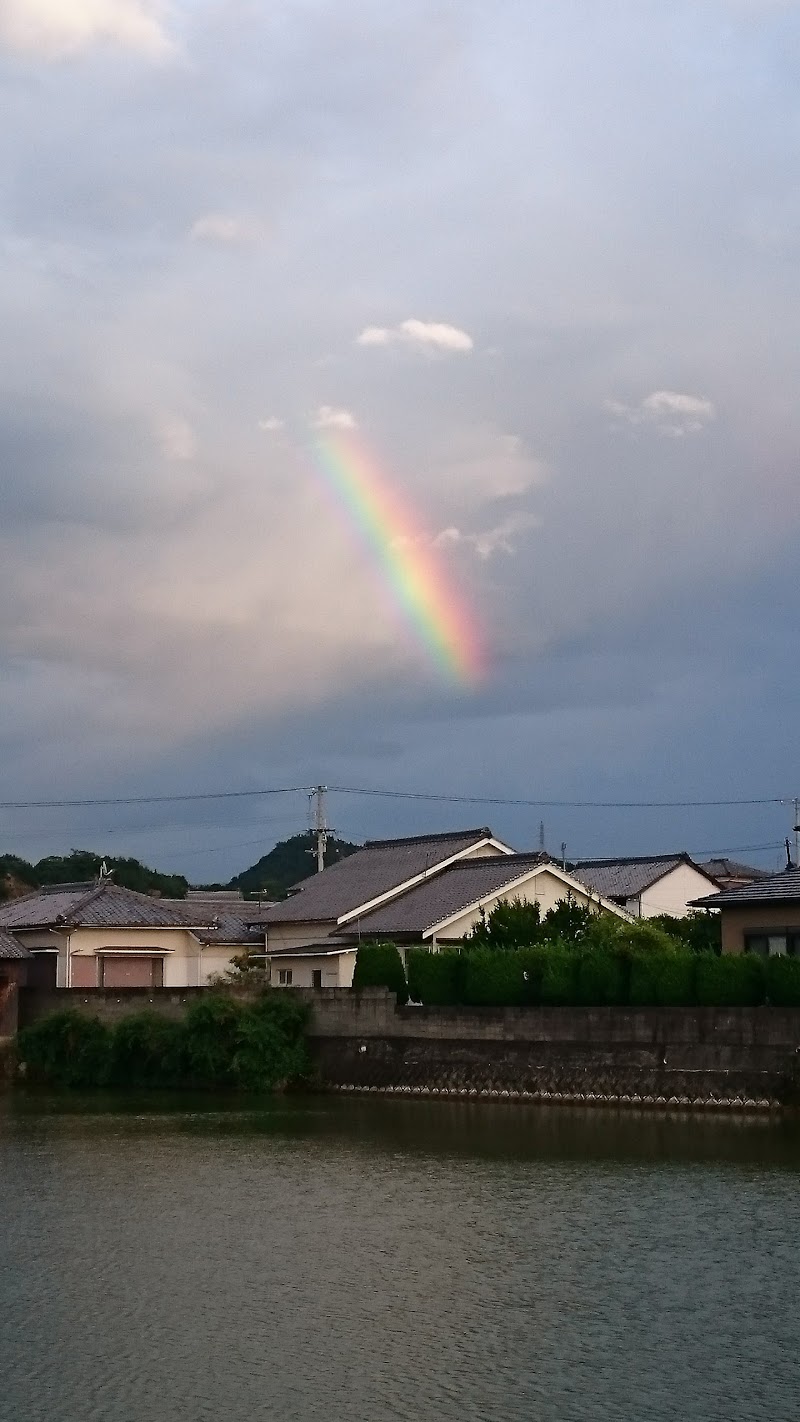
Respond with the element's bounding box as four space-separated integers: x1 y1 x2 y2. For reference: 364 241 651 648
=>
0 850 188 901
230 833 361 899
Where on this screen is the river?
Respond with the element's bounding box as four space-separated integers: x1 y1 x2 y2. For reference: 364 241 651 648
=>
2 1094 799 1422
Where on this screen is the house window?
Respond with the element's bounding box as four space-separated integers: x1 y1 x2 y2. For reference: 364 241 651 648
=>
312 969 323 989
278 968 293 986
744 932 800 957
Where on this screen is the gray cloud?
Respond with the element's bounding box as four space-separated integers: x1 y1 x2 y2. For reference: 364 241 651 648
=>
1 0 799 873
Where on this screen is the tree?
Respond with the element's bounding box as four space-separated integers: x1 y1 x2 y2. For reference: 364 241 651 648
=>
467 897 544 949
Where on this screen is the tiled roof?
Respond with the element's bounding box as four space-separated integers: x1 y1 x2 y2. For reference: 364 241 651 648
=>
701 859 769 883
0 882 218 932
262 829 509 925
353 854 552 936
691 867 800 909
569 854 714 901
0 927 30 959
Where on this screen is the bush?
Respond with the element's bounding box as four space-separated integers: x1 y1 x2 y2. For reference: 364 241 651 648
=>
628 951 696 1006
765 955 800 1006
181 993 244 1086
407 949 465 1005
109 1012 184 1089
230 992 311 1091
352 942 408 1005
467 897 543 949
539 946 579 1005
575 949 627 1006
651 912 721 955
463 948 524 1005
17 1010 112 1088
695 953 765 1006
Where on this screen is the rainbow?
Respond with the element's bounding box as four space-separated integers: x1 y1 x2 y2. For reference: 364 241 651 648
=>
310 428 484 684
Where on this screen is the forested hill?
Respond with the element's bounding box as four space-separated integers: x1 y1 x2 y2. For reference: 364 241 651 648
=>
230 833 361 898
0 851 188 902
0 835 362 903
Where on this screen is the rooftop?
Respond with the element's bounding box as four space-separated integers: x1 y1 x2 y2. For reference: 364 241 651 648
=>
569 854 717 901
262 828 511 925
0 882 219 932
692 866 800 909
353 853 558 937
0 927 30 960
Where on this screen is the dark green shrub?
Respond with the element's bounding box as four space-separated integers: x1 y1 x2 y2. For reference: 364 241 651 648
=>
628 950 696 1006
765 955 800 1006
230 992 311 1091
576 949 627 1006
407 949 465 1005
353 942 408 1004
539 947 579 1005
181 993 245 1086
17 1010 112 1088
467 897 544 949
463 947 526 1005
695 953 765 1006
109 1012 184 1089
651 912 721 955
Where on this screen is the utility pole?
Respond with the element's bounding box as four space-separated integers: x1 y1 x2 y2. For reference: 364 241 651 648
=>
794 798 799 870
539 821 545 852
309 785 331 873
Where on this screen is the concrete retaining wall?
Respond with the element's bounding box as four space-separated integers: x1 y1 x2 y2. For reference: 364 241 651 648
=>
15 986 800 1107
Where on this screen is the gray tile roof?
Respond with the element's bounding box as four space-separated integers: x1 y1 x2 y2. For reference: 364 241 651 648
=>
261 828 507 925
0 882 218 932
352 854 551 936
0 927 31 959
691 867 800 909
701 859 769 883
569 854 714 901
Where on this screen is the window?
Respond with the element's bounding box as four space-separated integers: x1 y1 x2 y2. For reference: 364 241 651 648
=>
278 968 293 986
312 969 323 989
744 932 800 958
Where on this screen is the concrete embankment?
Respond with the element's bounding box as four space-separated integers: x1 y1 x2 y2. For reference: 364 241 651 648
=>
14 985 800 1109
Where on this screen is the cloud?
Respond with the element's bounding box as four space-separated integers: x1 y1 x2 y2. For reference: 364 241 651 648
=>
357 318 474 353
434 513 540 561
0 0 172 60
257 416 284 433
606 390 716 437
314 405 358 430
157 415 195 463
189 214 265 245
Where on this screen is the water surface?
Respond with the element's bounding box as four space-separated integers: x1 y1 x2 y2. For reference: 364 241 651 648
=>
2 1094 799 1421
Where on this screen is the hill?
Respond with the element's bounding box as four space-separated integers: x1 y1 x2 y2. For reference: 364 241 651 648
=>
230 833 361 899
0 850 188 902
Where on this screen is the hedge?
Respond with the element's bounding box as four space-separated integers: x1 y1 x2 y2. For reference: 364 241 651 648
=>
402 944 800 1009
352 942 408 1005
16 992 311 1092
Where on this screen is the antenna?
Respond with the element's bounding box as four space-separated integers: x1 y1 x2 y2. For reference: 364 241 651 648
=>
539 821 545 852
308 785 332 873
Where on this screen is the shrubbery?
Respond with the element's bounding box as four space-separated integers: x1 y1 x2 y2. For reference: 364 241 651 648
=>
16 992 311 1092
352 942 408 1004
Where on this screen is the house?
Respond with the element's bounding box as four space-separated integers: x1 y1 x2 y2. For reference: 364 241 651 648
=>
261 826 513 966
0 880 263 988
0 929 30 1037
700 859 770 891
263 836 632 985
568 853 720 919
691 868 800 956
350 853 630 951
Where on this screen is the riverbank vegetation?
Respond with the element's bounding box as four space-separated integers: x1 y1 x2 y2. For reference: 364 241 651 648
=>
16 991 311 1091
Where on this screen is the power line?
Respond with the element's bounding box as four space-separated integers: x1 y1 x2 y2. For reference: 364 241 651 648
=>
327 786 788 809
0 783 792 813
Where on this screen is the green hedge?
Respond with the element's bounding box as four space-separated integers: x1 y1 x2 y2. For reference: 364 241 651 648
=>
352 942 408 1005
403 944 800 1009
17 992 311 1092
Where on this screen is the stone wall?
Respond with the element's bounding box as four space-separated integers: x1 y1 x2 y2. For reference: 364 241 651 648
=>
15 986 800 1108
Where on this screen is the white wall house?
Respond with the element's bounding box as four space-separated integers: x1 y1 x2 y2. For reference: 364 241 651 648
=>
569 854 720 919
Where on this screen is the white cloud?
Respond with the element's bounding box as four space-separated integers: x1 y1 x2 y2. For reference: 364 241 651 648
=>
257 416 284 433
157 415 195 462
0 0 172 60
606 390 716 437
357 318 474 353
314 405 358 430
434 513 539 561
189 214 265 246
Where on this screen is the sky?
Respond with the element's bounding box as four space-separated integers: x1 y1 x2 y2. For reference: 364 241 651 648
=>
1 0 800 880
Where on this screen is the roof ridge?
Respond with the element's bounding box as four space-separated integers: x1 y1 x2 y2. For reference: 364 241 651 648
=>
571 852 686 867
364 827 494 849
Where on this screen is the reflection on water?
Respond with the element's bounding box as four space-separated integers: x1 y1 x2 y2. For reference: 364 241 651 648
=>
2 1095 800 1422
